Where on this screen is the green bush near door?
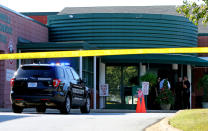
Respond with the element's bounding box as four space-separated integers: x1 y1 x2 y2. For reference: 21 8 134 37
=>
198 75 208 108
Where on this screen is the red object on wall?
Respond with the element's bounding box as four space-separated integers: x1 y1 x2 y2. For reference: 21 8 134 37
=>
29 16 47 24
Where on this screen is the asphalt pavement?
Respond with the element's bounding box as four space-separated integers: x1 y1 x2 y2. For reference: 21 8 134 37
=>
0 110 174 131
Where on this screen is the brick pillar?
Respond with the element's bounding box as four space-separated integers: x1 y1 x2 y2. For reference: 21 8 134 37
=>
0 59 5 108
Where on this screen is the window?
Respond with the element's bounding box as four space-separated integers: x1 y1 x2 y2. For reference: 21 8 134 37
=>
64 68 69 79
70 68 80 80
57 67 65 78
83 57 93 88
66 68 74 81
17 66 55 77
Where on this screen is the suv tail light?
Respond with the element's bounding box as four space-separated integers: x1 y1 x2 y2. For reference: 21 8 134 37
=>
10 78 15 87
53 79 61 88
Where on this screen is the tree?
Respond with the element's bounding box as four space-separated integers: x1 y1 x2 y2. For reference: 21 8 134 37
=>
177 0 208 25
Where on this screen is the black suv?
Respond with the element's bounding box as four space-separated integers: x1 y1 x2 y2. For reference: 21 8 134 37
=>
10 64 91 114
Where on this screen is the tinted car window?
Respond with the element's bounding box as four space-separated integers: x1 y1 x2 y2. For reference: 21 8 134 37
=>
16 66 55 77
70 68 80 80
57 67 65 78
66 68 74 81
64 68 69 79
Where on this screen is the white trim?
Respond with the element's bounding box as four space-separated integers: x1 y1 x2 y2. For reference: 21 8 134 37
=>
93 56 96 109
139 63 144 76
99 60 106 109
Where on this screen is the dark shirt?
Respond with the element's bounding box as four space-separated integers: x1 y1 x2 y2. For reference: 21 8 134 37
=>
183 80 190 94
176 82 183 95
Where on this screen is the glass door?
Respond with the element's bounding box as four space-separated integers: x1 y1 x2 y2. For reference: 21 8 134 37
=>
106 66 122 104
123 66 138 105
106 65 138 109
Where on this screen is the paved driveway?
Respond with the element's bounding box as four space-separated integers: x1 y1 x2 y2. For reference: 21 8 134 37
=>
0 111 174 131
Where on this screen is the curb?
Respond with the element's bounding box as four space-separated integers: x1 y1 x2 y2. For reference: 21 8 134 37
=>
145 110 182 131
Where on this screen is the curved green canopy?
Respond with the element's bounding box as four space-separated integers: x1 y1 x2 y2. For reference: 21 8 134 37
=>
101 54 208 66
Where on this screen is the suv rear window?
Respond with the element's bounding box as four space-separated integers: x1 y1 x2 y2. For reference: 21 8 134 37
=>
16 66 56 78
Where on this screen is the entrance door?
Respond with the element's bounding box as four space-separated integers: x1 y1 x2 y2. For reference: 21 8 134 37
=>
106 65 138 109
106 66 122 105
123 66 138 105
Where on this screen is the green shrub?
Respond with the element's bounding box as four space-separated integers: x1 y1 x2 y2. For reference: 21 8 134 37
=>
198 75 208 101
140 72 157 87
156 79 174 104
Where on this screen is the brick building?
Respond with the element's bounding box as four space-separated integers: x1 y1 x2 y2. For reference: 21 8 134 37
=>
0 5 48 108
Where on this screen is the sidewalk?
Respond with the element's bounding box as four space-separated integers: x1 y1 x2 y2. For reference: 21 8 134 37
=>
0 108 178 131
0 108 177 113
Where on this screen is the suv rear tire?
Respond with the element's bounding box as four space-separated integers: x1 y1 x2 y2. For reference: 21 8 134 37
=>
60 95 71 114
80 96 90 113
36 106 46 113
12 104 23 113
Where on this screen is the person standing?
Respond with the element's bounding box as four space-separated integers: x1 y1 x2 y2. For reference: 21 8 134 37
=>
154 77 161 109
160 77 171 90
183 76 190 109
156 77 161 96
175 77 183 109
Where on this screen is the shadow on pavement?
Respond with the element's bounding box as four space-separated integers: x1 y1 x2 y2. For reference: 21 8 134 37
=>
23 112 128 115
21 109 129 115
0 115 32 123
75 113 128 115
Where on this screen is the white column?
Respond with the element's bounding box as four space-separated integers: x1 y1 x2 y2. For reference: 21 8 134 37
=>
79 56 82 79
18 50 21 67
172 64 178 70
140 63 146 76
99 61 106 109
187 64 192 109
93 56 97 109
172 64 178 86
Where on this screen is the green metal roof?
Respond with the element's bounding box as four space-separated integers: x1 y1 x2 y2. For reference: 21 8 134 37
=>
198 33 208 36
48 13 198 52
17 41 97 51
101 54 208 66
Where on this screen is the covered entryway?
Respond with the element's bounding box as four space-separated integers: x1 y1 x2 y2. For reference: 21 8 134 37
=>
102 54 208 110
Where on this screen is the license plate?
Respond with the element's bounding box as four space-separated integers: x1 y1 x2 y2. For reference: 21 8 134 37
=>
28 82 37 88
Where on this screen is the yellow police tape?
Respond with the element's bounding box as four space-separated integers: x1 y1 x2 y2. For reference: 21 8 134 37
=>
0 47 208 60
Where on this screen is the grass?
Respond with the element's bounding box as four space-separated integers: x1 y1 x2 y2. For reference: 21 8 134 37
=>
169 109 208 131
